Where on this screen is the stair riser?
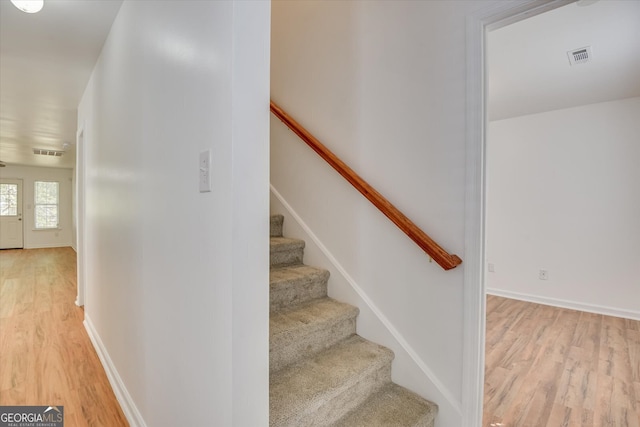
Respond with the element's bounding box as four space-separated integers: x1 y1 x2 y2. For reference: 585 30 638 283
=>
271 215 284 237
270 248 304 268
270 317 357 372
286 364 391 427
270 276 328 312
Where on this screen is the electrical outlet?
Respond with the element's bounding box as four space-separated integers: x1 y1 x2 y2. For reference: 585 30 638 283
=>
539 269 548 280
488 263 495 273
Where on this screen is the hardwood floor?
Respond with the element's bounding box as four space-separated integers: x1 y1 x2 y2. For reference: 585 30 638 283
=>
484 294 640 427
0 248 128 427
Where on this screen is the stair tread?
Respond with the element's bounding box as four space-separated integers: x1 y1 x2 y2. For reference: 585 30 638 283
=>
270 297 358 343
270 335 394 426
270 236 305 251
333 383 438 427
270 264 329 288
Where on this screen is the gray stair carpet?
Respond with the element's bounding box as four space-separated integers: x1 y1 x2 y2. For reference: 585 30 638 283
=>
269 214 438 427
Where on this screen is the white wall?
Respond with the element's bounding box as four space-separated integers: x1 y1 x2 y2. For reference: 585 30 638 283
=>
0 164 73 249
487 97 640 319
77 1 270 426
271 2 496 425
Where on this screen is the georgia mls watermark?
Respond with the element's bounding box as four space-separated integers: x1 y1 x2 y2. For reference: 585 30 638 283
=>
0 406 63 427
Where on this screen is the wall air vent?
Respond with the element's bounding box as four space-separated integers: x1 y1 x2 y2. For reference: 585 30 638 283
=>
567 46 592 66
33 148 64 157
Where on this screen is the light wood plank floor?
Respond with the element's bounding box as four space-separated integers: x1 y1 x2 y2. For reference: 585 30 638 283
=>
0 248 128 426
484 294 640 427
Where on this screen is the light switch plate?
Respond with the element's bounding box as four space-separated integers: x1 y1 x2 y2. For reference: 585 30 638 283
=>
199 150 212 193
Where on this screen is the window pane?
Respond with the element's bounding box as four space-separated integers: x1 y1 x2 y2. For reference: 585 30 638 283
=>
34 181 59 228
0 184 18 216
35 205 58 229
35 182 58 204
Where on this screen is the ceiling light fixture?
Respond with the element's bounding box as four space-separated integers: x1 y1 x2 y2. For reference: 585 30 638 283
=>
10 0 44 14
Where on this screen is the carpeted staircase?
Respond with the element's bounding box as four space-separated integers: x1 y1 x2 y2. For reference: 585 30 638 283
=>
269 214 438 426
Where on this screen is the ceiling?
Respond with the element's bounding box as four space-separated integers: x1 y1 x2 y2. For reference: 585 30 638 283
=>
0 0 122 169
1 0 638 169
489 0 640 121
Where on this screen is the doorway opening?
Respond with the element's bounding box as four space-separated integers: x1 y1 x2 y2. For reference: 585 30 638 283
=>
478 0 640 425
464 1 575 425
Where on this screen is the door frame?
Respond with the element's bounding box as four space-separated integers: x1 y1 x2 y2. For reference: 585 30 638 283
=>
76 125 86 307
462 1 575 424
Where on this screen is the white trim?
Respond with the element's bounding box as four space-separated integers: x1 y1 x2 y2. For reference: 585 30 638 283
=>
462 10 487 427
24 243 73 249
84 315 147 427
463 1 575 425
487 288 640 321
271 185 463 416
75 125 86 307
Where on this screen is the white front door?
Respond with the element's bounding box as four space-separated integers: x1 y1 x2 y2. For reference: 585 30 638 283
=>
0 178 24 249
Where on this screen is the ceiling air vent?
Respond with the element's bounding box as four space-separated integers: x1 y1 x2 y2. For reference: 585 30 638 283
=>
567 46 592 66
33 148 64 157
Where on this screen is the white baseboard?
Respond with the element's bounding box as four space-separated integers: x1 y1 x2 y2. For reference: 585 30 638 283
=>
24 243 74 249
84 315 147 427
487 288 640 321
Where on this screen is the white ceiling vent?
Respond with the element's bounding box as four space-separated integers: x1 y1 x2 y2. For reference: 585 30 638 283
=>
33 148 64 157
567 46 592 66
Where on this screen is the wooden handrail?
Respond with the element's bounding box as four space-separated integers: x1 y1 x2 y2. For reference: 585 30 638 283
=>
270 101 462 271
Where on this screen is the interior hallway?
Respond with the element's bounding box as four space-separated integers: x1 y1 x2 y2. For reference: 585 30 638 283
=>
484 295 640 427
0 247 128 426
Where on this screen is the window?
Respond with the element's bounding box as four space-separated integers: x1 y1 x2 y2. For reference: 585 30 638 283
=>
0 183 18 216
34 181 59 229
